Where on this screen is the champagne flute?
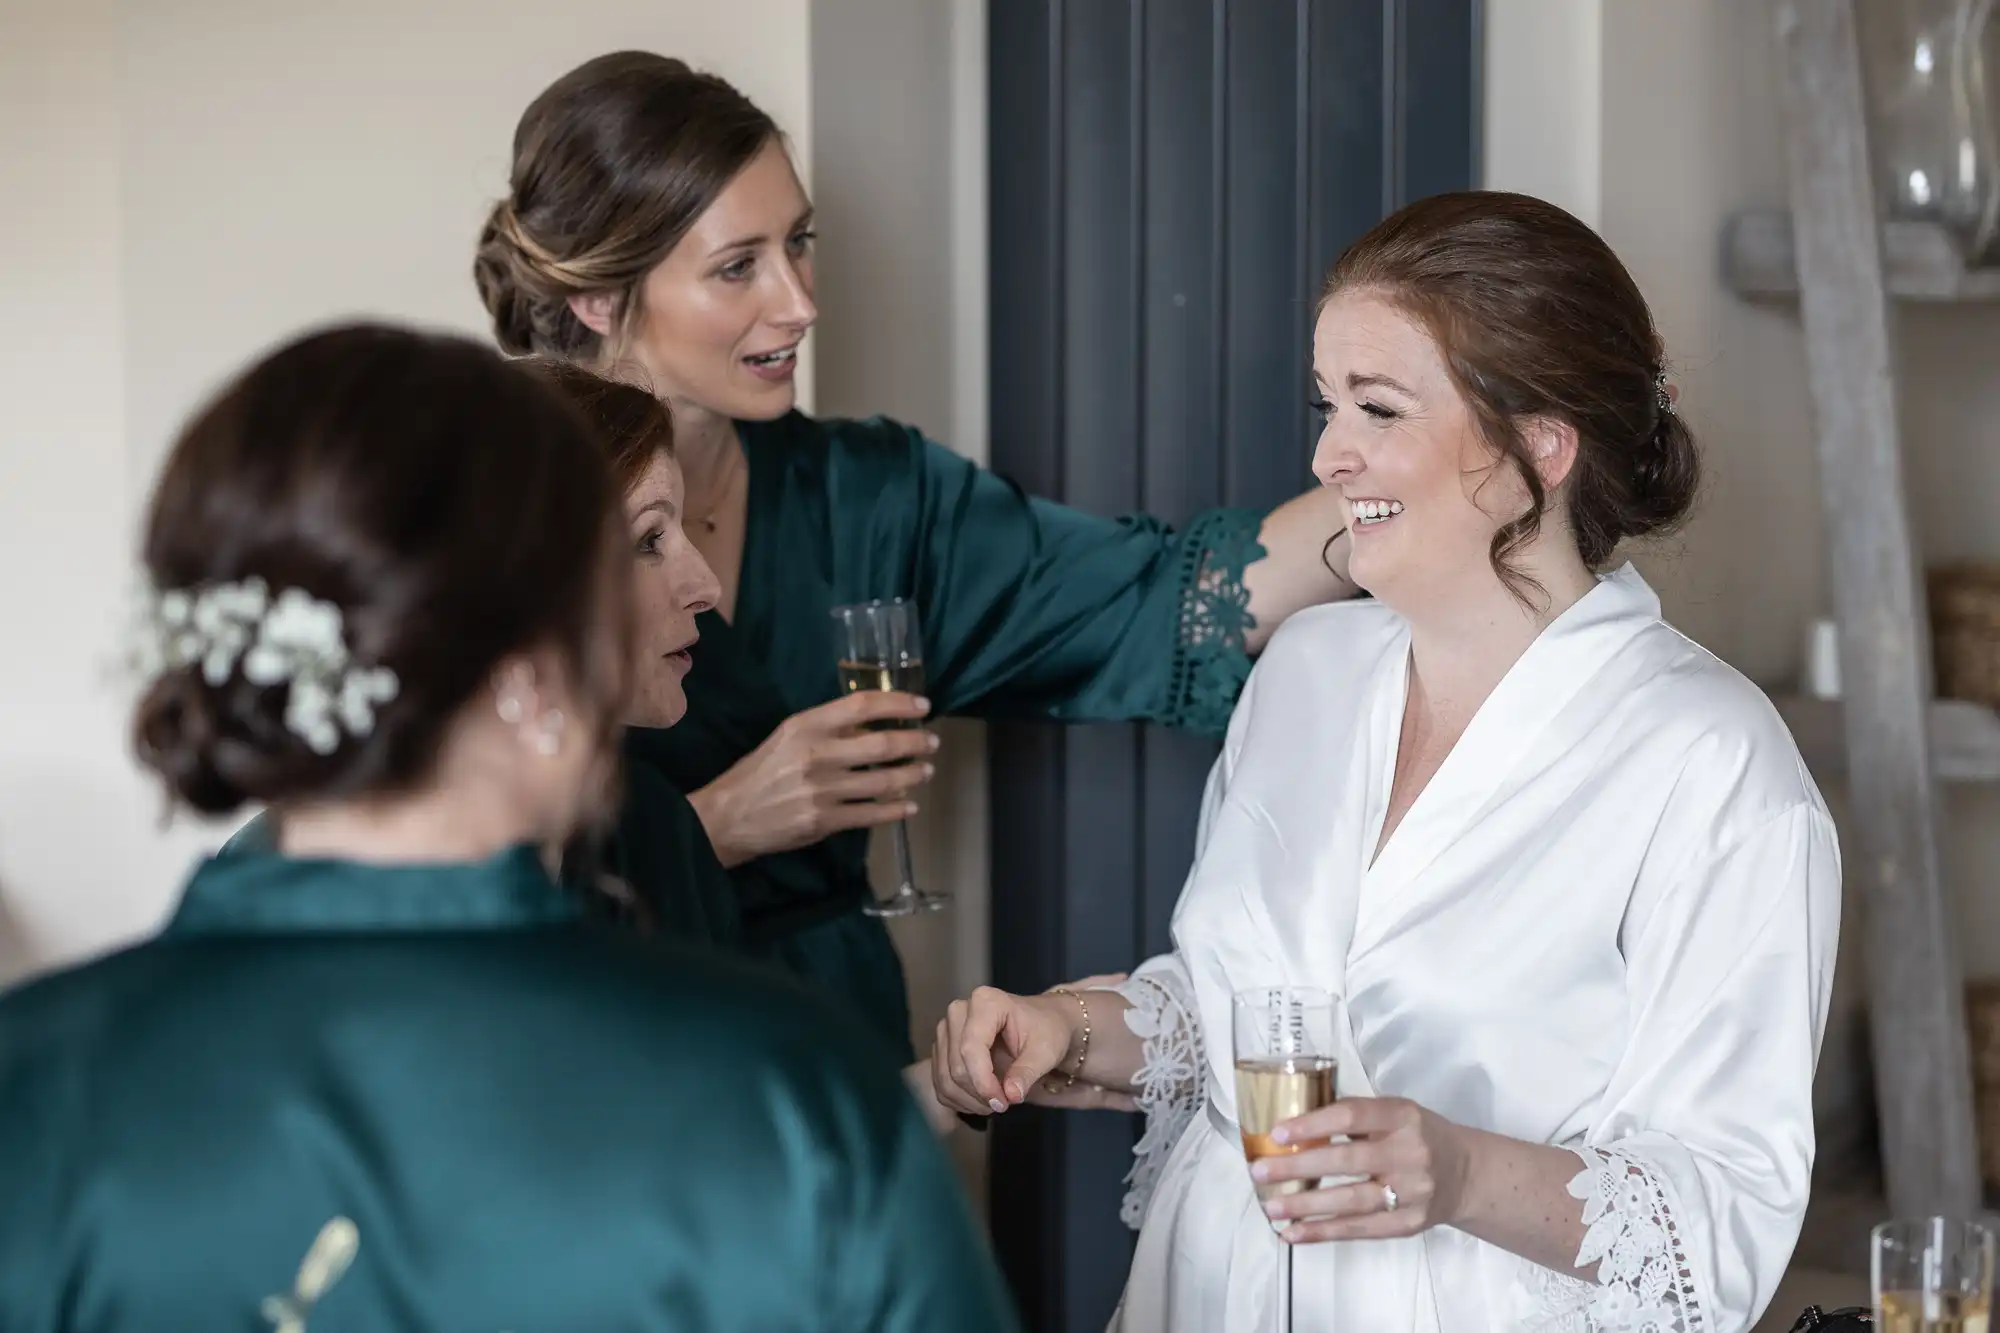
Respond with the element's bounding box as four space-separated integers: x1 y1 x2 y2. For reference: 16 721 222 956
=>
1874 1217 1994 1332
1233 986 1338 1333
830 598 946 917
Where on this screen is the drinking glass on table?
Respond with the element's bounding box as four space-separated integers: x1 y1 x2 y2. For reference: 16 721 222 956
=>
1233 986 1338 1333
1873 1217 1994 1331
830 598 945 917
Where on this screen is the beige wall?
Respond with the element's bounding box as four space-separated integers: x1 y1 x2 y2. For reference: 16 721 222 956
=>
0 1 813 982
116 0 814 487
0 1 147 977
1483 0 1603 227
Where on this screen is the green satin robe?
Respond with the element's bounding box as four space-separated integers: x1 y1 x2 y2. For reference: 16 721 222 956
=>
596 738 742 947
629 411 1267 1060
223 733 742 954
0 846 1017 1333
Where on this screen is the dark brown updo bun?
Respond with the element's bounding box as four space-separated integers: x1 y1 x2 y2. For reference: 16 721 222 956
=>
515 358 676 495
132 323 629 815
474 51 780 360
1324 190 1701 602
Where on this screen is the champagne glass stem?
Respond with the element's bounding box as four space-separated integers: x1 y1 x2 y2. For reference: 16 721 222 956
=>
894 819 948 912
892 821 917 896
862 821 921 916
1280 1239 1292 1333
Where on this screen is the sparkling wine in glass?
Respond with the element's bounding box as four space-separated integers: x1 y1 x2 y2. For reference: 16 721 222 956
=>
1233 986 1338 1333
830 598 945 917
1875 1217 1995 1332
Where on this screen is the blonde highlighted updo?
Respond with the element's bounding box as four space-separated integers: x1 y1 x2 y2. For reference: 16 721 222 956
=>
473 51 780 361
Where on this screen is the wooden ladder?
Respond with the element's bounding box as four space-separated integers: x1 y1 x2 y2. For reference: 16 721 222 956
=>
1735 0 1988 1241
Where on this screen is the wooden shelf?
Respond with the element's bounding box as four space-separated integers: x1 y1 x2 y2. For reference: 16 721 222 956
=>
1774 695 2000 783
1724 209 2000 302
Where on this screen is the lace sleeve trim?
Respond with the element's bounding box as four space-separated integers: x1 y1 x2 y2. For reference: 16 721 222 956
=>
1514 1145 1712 1333
1107 970 1206 1230
1160 507 1266 737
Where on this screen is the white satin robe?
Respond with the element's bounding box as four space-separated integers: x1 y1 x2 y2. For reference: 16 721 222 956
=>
1108 566 1841 1333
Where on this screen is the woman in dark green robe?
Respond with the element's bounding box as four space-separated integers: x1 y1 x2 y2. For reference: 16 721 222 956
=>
622 414 1290 1058
477 53 1357 1061
0 323 1014 1332
517 359 747 952
0 849 1011 1332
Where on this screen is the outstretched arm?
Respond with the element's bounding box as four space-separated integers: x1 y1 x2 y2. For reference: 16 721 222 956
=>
930 983 1148 1116
1243 487 1353 653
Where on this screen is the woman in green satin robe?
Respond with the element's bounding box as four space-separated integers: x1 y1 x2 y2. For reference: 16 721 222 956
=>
0 324 1015 1332
520 359 745 949
475 53 1358 1060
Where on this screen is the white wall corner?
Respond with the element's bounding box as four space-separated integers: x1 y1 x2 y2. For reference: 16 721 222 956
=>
1481 0 1604 228
948 0 989 468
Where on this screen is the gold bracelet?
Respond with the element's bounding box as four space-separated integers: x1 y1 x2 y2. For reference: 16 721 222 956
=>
1043 986 1092 1094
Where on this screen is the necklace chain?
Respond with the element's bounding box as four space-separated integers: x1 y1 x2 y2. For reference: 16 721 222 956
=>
686 438 743 535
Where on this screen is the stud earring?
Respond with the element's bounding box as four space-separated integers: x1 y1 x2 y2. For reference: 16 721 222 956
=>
497 693 525 725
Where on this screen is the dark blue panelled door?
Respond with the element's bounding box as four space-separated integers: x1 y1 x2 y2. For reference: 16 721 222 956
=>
985 2 1480 1328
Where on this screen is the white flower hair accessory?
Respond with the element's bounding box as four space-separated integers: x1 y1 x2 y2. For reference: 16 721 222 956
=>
131 576 399 755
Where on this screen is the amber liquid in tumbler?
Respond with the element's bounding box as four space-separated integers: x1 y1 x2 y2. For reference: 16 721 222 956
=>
1877 1292 1992 1333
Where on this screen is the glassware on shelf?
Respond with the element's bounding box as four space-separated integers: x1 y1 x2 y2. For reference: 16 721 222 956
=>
1872 1216 1993 1329
1861 0 2000 262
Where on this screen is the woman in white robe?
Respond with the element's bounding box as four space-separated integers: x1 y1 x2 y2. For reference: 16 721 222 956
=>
932 190 1841 1333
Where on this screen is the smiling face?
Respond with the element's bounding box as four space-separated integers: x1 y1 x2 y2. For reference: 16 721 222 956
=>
622 452 721 726
618 139 817 422
1309 289 1549 615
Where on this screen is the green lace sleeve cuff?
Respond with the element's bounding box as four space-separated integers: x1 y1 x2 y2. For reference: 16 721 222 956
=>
1161 507 1267 737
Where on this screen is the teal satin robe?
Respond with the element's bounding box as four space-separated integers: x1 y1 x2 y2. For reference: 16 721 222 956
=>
596 738 742 947
629 411 1267 1060
0 847 1017 1332
224 733 742 954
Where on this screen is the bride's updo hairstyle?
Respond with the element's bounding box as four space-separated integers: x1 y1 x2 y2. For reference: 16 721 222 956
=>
1323 190 1700 600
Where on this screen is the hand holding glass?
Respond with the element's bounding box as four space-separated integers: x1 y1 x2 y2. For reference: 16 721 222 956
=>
830 598 945 916
1233 986 1338 1333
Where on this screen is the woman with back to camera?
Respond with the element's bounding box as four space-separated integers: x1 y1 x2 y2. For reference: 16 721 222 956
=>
0 324 1016 1332
475 51 1360 1061
931 193 1842 1331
